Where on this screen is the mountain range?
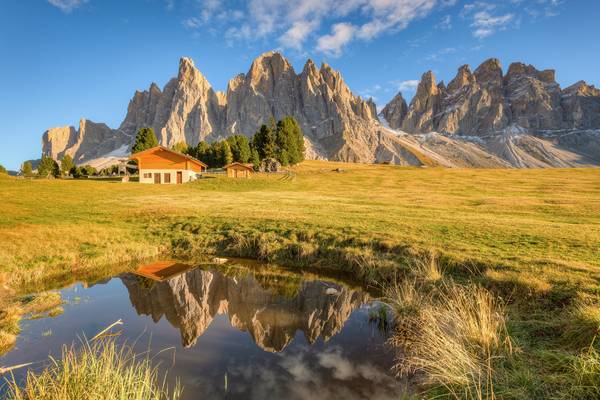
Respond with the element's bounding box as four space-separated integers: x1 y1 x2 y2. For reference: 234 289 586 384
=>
42 51 600 168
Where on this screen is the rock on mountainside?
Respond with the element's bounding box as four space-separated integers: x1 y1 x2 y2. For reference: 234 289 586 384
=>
42 119 131 165
41 53 600 168
121 268 367 352
118 53 396 163
381 59 600 167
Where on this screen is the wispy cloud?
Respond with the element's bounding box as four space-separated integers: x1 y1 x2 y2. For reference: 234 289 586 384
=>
316 23 355 57
436 14 452 30
471 11 514 38
461 2 515 39
47 0 88 13
181 0 453 57
424 46 456 61
396 79 420 92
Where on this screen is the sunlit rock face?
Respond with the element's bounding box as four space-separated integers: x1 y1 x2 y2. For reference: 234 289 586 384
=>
385 58 600 135
121 268 368 352
41 54 600 168
42 119 130 164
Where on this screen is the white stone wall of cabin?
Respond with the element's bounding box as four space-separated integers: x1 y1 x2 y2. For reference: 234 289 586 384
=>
139 169 197 184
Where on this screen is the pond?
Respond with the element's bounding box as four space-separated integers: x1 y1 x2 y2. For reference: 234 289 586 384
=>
0 260 409 399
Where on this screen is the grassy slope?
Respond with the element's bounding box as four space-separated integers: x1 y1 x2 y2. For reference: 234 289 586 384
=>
1 161 599 398
1 161 599 285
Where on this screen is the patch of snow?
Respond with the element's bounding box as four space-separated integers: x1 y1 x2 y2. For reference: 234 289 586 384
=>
457 135 485 144
105 144 130 158
378 116 408 136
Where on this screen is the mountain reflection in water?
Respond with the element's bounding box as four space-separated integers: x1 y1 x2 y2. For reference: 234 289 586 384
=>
121 266 369 352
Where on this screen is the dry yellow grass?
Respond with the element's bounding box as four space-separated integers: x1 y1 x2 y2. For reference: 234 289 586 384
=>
4 339 181 400
1 161 599 398
390 281 511 399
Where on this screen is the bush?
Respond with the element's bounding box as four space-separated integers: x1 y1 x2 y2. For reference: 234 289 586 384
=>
5 339 181 400
37 156 59 178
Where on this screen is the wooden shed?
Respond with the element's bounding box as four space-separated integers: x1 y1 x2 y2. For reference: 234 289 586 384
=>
224 162 254 178
129 146 207 184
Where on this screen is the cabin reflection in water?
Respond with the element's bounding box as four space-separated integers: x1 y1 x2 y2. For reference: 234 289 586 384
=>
121 262 369 352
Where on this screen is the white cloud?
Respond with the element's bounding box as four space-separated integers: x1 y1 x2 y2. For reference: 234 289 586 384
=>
397 80 420 92
471 11 514 38
47 0 88 13
181 0 446 56
279 20 319 50
316 23 356 57
183 17 202 29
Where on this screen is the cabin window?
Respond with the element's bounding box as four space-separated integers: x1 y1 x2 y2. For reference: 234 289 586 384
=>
164 173 171 183
143 173 152 178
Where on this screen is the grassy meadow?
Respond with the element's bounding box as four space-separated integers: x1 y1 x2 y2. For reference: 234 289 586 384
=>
1 160 599 398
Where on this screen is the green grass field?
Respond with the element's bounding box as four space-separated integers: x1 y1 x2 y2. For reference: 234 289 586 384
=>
1 161 599 398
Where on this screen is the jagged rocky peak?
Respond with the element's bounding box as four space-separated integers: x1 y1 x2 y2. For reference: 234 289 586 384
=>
474 58 503 85
447 64 475 92
43 118 128 164
41 52 600 168
506 62 556 84
178 57 203 82
247 51 294 89
380 92 408 129
418 70 439 96
563 80 600 97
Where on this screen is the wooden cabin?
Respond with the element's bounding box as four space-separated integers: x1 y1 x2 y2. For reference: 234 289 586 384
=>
224 162 254 178
129 146 207 184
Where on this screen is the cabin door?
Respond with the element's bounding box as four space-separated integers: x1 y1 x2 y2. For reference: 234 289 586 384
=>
154 173 161 184
177 171 183 184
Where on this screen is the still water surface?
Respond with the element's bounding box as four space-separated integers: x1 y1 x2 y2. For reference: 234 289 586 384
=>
1 261 408 399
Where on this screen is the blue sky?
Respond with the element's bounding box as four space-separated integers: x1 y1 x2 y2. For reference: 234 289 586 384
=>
1 0 598 170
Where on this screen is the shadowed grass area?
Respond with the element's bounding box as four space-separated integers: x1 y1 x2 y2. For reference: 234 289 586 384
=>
0 161 599 398
4 339 181 400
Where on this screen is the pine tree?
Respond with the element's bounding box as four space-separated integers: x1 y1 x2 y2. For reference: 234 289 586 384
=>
195 141 210 164
21 161 32 176
250 147 260 170
171 141 191 155
38 156 59 178
276 116 305 165
60 154 75 176
131 127 159 154
252 124 276 160
221 141 234 166
226 135 251 163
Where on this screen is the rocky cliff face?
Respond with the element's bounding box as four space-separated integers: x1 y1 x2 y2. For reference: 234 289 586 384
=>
115 52 387 162
121 268 368 352
383 58 600 136
41 53 600 168
42 119 130 164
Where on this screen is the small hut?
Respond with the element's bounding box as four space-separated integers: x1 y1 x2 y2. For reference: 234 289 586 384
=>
224 162 254 178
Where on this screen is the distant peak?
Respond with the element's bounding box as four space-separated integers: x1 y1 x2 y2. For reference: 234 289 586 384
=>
474 58 503 83
179 56 195 69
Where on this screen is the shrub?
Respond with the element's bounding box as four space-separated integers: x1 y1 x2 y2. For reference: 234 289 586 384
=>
37 156 59 178
391 281 512 398
5 339 181 400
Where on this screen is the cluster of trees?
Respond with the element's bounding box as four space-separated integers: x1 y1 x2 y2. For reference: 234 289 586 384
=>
25 155 99 178
159 116 305 169
0 164 7 174
252 117 305 166
181 135 258 169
